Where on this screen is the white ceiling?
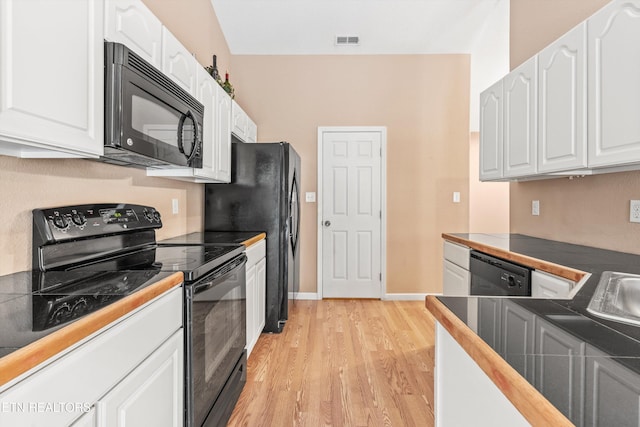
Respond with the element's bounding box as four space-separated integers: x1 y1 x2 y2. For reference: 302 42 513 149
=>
211 0 508 55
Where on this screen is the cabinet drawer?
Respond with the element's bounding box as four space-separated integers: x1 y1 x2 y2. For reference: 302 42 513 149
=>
246 239 266 267
443 240 470 270
0 287 182 427
443 260 470 296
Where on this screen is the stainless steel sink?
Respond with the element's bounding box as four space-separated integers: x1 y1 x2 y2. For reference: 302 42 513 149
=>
587 271 640 326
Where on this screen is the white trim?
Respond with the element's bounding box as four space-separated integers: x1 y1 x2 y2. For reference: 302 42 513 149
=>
317 126 388 300
288 292 319 300
384 293 428 301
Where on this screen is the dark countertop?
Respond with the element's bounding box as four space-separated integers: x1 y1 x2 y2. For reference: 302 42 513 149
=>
159 231 266 246
0 271 182 387
437 234 640 425
443 233 640 357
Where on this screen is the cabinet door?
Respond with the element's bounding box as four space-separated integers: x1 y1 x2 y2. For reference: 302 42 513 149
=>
0 0 103 158
215 86 232 183
104 0 162 69
538 23 587 173
534 317 585 426
477 298 502 353
585 345 640 427
245 263 257 357
442 260 470 296
246 118 257 143
161 27 197 95
588 0 640 168
71 407 96 427
503 57 538 178
97 330 184 427
194 67 218 180
501 300 535 383
256 257 267 334
479 80 504 181
231 101 249 141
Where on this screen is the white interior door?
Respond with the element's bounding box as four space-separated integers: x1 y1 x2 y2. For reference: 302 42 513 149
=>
321 129 382 298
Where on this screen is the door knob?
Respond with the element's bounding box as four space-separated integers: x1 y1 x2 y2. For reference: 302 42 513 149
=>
324 220 331 227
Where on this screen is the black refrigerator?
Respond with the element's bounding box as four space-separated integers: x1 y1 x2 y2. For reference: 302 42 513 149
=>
205 141 301 333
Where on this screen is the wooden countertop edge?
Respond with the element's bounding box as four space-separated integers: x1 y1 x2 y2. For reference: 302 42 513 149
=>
425 295 573 427
0 272 183 388
442 233 587 283
242 233 266 247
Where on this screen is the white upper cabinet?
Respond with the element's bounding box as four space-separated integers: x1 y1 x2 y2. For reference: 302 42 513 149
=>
231 101 257 143
479 79 504 181
246 118 258 143
148 67 234 183
538 23 587 173
503 57 538 178
161 27 197 96
104 0 162 69
215 85 232 182
588 0 640 168
194 67 219 180
0 0 104 159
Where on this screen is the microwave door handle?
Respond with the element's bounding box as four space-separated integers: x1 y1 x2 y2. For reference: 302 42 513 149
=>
177 110 199 162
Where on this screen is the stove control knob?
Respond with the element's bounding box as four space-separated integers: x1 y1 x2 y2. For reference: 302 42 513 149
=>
152 211 161 222
143 209 153 222
52 214 68 230
71 212 87 227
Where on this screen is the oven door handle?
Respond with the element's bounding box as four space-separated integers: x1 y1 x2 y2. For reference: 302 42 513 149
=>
192 255 247 294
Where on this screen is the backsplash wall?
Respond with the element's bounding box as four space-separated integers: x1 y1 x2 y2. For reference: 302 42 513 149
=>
508 0 640 254
0 156 203 275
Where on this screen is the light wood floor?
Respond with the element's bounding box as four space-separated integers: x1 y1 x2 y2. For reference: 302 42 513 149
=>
228 299 436 427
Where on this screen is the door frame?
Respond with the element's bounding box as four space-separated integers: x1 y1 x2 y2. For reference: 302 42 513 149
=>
316 126 388 299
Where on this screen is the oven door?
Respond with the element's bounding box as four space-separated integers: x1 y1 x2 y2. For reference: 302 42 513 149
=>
185 254 247 427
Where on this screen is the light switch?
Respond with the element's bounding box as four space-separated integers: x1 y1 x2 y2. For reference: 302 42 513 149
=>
305 192 316 203
453 192 461 203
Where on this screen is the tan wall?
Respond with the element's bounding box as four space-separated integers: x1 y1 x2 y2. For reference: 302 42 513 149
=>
510 0 610 69
509 0 640 254
142 0 231 72
0 0 229 275
231 55 471 295
469 132 510 233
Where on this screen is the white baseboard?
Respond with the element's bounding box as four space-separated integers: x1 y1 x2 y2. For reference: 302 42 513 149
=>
288 293 428 301
384 293 428 301
289 292 319 300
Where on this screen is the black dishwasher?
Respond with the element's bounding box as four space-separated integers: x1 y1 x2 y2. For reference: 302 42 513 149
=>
469 250 532 296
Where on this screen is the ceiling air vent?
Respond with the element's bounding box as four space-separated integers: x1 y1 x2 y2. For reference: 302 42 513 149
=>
335 35 360 46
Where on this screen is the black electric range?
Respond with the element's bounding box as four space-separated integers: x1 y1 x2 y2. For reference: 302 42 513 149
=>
29 203 248 427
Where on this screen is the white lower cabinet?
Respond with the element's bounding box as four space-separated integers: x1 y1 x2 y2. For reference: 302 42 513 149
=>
435 322 529 426
585 345 640 427
0 287 183 427
442 260 470 296
70 408 96 427
442 241 470 296
97 331 183 427
534 317 585 425
245 239 266 357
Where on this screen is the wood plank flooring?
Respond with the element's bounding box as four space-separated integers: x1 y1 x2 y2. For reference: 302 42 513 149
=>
228 299 436 427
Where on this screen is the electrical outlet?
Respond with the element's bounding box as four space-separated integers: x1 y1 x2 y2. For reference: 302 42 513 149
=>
453 192 461 203
630 200 640 223
532 200 540 216
172 198 179 214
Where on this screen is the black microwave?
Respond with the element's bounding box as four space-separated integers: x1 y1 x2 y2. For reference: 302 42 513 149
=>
102 41 203 169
